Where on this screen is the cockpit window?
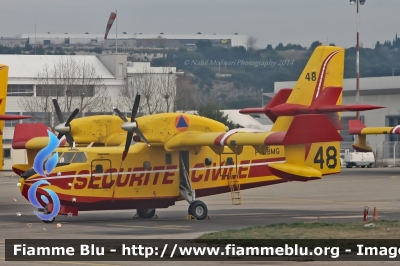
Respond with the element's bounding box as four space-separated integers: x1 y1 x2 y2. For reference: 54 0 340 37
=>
58 152 87 163
72 152 86 163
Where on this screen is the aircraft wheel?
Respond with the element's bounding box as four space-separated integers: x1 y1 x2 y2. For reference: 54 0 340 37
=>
361 166 366 168
41 205 56 223
137 208 156 218
367 164 373 168
188 200 208 220
42 217 55 223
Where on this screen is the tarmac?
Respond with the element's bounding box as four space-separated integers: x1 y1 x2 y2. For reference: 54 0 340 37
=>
1 168 400 265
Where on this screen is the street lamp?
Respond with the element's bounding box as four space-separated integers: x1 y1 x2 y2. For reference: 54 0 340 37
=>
350 0 366 120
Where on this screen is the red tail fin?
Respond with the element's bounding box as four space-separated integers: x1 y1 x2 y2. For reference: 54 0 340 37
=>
348 120 366 135
12 123 49 149
310 86 342 110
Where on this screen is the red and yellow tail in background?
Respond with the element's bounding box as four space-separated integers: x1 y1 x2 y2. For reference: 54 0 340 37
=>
0 65 9 168
0 65 32 170
349 120 400 152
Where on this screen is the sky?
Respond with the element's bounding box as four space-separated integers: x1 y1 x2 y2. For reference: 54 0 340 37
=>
1 0 399 49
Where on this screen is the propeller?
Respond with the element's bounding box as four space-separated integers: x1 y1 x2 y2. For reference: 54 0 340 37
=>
113 94 149 161
52 98 79 147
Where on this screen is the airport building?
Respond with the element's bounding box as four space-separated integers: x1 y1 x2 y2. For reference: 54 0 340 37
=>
1 33 249 51
274 76 400 164
0 54 177 170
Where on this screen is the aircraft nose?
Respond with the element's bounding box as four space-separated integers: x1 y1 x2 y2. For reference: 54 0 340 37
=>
17 177 25 193
21 168 37 180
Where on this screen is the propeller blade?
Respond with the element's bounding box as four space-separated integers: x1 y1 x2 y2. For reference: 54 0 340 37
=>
113 107 128 122
133 129 150 146
122 132 133 161
65 108 79 127
52 98 64 123
57 133 64 140
120 94 148 160
131 94 140 121
65 134 74 147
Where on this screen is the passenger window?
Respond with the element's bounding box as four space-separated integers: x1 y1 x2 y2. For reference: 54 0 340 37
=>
205 157 212 166
143 161 151 170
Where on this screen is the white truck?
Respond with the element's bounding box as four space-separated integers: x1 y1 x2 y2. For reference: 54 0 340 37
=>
343 150 375 168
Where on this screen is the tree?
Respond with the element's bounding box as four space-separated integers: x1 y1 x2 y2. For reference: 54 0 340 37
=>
275 43 284 51
246 36 258 50
198 102 242 130
309 41 321 51
19 57 112 127
118 69 177 115
156 35 169 49
175 75 199 111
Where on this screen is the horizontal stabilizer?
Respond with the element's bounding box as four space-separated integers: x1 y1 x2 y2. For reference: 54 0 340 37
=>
0 114 32 120
348 120 400 135
12 164 31 176
343 104 383 112
239 88 292 122
269 163 322 181
12 123 49 149
271 103 306 116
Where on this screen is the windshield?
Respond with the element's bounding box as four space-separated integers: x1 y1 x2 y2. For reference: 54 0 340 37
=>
58 152 87 163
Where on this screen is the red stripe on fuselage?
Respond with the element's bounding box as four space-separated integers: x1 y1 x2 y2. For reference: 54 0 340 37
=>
214 133 226 145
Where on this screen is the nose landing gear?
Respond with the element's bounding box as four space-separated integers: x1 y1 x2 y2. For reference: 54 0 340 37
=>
39 206 56 223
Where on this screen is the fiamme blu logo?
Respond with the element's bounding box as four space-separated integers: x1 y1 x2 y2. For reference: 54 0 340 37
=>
28 130 61 221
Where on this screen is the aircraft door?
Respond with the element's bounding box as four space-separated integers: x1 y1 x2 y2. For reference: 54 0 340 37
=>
179 151 195 203
90 159 114 189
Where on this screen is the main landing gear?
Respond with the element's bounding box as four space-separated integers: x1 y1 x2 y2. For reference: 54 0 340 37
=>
188 200 208 220
179 154 209 220
136 208 156 219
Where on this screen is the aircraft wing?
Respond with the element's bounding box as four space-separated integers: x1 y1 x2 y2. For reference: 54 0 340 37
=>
165 114 343 152
348 119 400 152
349 119 400 135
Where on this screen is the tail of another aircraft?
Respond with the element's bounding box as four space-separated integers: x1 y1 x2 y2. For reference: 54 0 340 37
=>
12 123 51 175
0 65 33 170
348 120 400 152
0 65 8 168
